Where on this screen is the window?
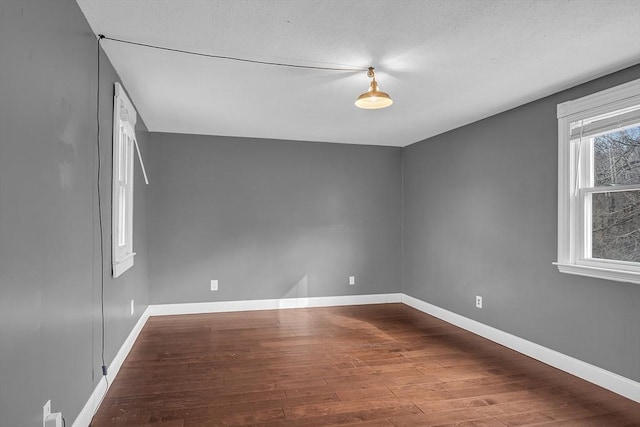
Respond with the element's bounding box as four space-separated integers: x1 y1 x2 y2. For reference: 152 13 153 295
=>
112 83 137 278
556 79 640 284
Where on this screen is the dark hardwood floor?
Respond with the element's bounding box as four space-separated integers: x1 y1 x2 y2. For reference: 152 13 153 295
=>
91 303 640 426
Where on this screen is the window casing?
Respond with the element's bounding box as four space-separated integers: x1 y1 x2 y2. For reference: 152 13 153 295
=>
112 83 137 278
555 79 640 284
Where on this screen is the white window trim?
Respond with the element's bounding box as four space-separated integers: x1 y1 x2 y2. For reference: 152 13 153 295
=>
112 83 137 278
555 78 640 284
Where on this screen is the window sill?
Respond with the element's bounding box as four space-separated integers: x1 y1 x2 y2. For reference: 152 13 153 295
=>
554 262 640 284
113 253 135 278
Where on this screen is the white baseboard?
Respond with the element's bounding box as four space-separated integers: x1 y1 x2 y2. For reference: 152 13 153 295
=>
401 294 640 403
149 293 403 316
72 306 151 427
73 292 638 427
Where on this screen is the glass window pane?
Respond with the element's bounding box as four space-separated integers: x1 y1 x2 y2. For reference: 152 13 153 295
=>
118 186 126 246
119 127 126 182
591 190 640 262
124 133 131 184
593 125 640 186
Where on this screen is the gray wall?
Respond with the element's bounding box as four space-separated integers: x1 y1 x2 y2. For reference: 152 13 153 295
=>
0 1 637 425
0 1 150 426
403 65 640 381
148 134 402 304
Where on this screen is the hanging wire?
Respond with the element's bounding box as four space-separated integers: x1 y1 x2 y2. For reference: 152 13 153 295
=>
96 35 106 375
94 33 110 422
99 35 368 72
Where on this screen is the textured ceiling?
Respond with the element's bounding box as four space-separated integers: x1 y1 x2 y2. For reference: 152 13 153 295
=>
76 0 640 147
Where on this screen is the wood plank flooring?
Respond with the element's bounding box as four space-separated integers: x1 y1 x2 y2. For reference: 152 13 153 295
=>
90 304 640 426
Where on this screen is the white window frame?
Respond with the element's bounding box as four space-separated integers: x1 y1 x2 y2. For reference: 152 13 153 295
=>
555 78 640 284
112 83 137 278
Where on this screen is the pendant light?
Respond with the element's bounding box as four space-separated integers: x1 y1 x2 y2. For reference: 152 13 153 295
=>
355 67 393 109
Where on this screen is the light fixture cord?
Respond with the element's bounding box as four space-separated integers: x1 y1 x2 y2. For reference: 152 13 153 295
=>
99 35 368 72
91 34 110 423
96 34 106 376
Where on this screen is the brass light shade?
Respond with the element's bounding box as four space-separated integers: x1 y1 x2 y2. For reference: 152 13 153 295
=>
355 67 393 109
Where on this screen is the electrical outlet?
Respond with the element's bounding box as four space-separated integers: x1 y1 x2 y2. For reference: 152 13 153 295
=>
43 400 51 427
210 279 218 291
476 295 483 308
45 412 63 427
349 276 355 286
130 299 135 315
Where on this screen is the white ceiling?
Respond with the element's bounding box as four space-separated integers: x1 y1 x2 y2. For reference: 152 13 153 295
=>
77 0 640 147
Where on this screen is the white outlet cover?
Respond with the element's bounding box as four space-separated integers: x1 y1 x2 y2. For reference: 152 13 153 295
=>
130 299 135 315
45 412 63 427
349 276 355 285
43 400 51 427
210 280 218 291
476 296 483 308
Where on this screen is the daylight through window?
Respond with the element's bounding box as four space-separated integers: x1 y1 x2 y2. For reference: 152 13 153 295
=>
556 79 640 284
112 83 137 278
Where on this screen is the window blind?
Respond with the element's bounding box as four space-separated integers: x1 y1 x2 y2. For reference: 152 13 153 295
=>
570 109 640 139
